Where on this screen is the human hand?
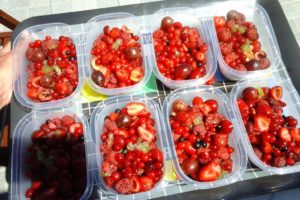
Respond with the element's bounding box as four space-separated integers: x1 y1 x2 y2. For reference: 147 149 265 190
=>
0 42 12 110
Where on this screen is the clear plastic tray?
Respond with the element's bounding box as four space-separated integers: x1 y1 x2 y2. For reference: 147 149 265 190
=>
209 1 281 80
12 23 85 110
10 108 95 200
230 76 300 174
90 95 168 199
162 86 247 189
149 7 217 89
84 13 151 96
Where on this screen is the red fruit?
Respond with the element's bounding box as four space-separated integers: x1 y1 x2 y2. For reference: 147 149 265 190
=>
62 115 75 127
220 120 233 134
175 111 190 123
25 188 34 198
54 82 73 95
113 135 126 150
190 68 205 79
237 98 249 111
139 176 154 191
261 141 272 154
270 86 282 100
126 102 145 116
214 16 226 28
273 156 286 167
130 176 141 193
161 16 174 31
31 130 44 141
28 88 39 99
205 99 218 113
137 126 155 143
111 171 122 181
242 87 258 101
256 103 272 116
278 127 291 142
253 114 270 132
192 96 203 106
198 161 221 181
149 149 163 162
182 158 199 175
114 178 131 194
285 116 298 127
214 134 228 147
172 99 188 113
69 122 83 135
290 128 300 142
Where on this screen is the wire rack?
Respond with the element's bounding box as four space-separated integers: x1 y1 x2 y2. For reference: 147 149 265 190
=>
51 13 296 200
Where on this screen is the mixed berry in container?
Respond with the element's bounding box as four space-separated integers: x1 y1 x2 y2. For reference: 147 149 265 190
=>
153 16 208 80
169 97 235 181
237 86 300 167
26 36 79 102
214 10 270 71
90 25 144 89
25 115 86 199
100 102 164 194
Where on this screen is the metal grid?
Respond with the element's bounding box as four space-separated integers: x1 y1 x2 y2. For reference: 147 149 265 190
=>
81 83 275 200
69 19 290 199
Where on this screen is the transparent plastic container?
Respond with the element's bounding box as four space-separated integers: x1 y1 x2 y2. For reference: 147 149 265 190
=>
231 77 300 174
162 86 247 189
12 23 84 110
10 108 95 200
84 13 151 96
209 1 281 80
90 95 168 199
149 7 217 89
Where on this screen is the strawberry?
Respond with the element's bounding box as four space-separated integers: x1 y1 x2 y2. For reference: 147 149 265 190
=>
62 115 76 127
126 102 145 116
290 128 300 142
214 134 228 147
278 127 291 142
214 16 226 28
113 128 129 138
101 161 117 177
114 178 131 194
175 111 190 123
104 151 119 167
137 126 156 143
198 161 221 181
272 156 286 167
270 86 282 100
261 141 272 154
253 114 270 132
130 176 141 193
109 112 119 121
104 176 115 187
139 176 154 191
256 103 272 116
69 122 83 136
198 103 212 115
138 109 151 118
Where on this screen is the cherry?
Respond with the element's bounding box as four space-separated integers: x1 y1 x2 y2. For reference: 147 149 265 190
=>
125 46 140 60
182 158 199 175
245 60 261 71
242 87 258 101
116 114 132 128
161 16 174 31
40 75 54 88
92 71 105 87
174 63 192 79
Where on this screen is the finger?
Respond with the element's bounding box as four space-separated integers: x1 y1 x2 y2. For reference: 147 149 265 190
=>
0 42 11 56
